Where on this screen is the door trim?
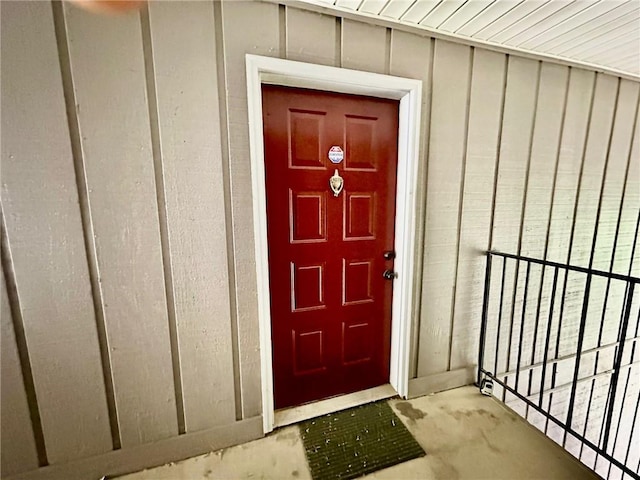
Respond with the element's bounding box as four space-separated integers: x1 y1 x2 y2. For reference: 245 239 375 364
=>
245 54 422 434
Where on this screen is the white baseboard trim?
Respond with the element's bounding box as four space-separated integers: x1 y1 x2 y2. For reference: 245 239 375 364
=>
7 417 263 480
408 367 476 399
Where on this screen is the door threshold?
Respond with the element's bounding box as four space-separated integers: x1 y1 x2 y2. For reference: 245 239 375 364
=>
273 384 397 428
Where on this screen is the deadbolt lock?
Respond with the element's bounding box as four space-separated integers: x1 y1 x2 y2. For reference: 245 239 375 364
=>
383 269 398 280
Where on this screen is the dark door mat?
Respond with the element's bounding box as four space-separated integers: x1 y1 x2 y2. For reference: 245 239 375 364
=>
299 400 426 480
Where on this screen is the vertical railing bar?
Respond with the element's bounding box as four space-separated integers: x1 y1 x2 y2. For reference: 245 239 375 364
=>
539 266 559 408
478 252 493 386
601 282 635 452
597 285 638 474
621 309 640 474
493 257 507 384
606 366 632 479
546 268 570 435
578 372 597 462
504 258 520 402
563 272 592 447
595 348 622 473
515 261 531 393
630 380 640 476
580 274 615 460
528 264 546 398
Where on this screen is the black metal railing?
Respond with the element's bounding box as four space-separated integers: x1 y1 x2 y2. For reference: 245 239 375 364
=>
477 251 640 480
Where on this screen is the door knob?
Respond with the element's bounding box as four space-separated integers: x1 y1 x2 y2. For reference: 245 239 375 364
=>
383 251 396 260
383 270 398 280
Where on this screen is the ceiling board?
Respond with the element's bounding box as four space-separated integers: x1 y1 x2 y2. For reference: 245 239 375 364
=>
296 0 640 77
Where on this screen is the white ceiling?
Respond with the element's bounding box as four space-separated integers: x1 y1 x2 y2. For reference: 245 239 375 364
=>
296 0 640 78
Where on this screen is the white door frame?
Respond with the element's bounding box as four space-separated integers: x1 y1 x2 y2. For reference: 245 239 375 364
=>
245 54 422 434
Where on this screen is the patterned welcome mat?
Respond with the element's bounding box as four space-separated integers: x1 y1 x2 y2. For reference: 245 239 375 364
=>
299 400 426 480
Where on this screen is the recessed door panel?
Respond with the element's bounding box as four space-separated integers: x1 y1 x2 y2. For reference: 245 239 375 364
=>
263 85 399 409
291 262 325 312
289 190 327 243
292 330 326 375
344 192 375 240
342 322 372 365
343 259 374 306
289 110 325 169
345 115 377 171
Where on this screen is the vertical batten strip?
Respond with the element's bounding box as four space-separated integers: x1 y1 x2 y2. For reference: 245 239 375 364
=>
384 28 392 74
213 0 243 422
0 264 39 476
487 55 510 251
622 108 640 278
336 17 343 68
448 46 475 371
51 0 121 450
409 36 435 379
610 94 639 275
139 5 186 436
587 78 622 270
0 210 47 467
541 68 572 263
280 5 288 58
516 61 543 257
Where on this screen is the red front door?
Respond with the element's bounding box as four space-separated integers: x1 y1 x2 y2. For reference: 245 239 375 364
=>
262 85 399 410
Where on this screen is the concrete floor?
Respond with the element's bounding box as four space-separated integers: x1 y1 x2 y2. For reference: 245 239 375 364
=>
120 386 598 479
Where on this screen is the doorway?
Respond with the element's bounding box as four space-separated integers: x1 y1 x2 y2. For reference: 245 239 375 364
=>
245 54 422 433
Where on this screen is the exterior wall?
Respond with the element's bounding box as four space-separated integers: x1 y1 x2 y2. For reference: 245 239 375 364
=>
1 1 638 478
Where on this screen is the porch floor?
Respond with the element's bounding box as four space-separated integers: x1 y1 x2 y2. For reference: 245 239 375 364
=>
120 386 597 479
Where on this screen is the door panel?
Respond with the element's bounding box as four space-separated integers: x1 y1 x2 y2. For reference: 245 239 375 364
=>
262 85 399 409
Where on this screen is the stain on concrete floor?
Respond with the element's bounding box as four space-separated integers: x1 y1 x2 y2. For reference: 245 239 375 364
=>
394 401 427 422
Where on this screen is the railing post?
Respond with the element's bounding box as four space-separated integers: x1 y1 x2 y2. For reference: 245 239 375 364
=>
477 251 492 387
601 281 635 453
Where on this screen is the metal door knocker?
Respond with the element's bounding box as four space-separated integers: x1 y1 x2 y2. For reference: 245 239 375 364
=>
329 169 344 197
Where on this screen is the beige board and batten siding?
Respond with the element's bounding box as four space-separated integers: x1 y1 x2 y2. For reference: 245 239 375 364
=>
1 0 639 479
62 0 179 448
1 0 113 466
